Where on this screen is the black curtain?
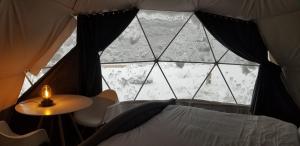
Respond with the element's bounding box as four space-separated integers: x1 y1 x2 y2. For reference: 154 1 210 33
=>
195 12 300 126
5 8 138 146
77 8 139 96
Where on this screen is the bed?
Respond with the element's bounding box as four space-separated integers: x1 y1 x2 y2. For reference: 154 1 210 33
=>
79 100 300 146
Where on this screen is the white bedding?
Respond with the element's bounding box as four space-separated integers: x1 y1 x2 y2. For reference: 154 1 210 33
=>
99 105 300 146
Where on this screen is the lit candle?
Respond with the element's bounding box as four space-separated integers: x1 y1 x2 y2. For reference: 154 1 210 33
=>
40 85 54 107
42 85 52 100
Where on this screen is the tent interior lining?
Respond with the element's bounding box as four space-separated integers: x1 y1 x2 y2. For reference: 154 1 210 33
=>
1 0 300 145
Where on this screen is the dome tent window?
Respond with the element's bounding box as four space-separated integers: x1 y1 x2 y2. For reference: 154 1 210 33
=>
101 10 259 105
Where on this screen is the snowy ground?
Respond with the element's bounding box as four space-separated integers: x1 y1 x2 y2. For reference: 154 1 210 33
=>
102 62 258 105
20 10 259 105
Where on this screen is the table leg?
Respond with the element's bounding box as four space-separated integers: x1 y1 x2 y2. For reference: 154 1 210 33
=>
58 115 66 146
37 116 44 129
49 117 54 140
69 114 84 141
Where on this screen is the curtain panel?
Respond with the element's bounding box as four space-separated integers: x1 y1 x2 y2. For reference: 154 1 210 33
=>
195 12 300 126
77 8 139 96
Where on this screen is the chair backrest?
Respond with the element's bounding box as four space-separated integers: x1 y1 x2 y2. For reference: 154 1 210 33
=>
73 90 119 127
97 89 118 102
0 121 49 146
92 89 118 118
0 121 17 136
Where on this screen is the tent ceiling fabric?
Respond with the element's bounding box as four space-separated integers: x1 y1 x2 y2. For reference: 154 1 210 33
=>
0 0 76 110
0 0 300 110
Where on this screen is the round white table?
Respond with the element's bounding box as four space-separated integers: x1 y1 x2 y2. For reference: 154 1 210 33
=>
15 94 92 116
15 94 93 146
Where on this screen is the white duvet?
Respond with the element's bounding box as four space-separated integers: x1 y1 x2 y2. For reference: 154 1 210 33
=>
99 105 300 146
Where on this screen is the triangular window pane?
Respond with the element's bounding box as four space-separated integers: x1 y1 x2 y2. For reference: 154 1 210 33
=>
160 15 215 62
137 10 191 58
160 62 214 99
25 68 50 85
135 64 175 100
205 29 227 61
194 67 236 103
47 29 76 67
101 62 154 101
219 65 259 105
101 18 154 63
220 51 257 65
19 78 32 97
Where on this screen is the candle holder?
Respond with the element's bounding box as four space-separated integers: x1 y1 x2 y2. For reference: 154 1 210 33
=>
40 98 54 107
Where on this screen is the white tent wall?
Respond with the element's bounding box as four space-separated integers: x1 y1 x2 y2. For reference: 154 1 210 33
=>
0 0 300 111
0 0 76 110
257 11 300 107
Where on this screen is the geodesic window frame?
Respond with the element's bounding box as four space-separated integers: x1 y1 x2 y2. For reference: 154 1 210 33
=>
100 10 259 105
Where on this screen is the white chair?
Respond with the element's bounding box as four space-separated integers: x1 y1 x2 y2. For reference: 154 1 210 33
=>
74 89 118 128
0 121 49 146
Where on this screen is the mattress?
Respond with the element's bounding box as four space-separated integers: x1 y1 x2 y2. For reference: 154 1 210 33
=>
98 105 300 146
